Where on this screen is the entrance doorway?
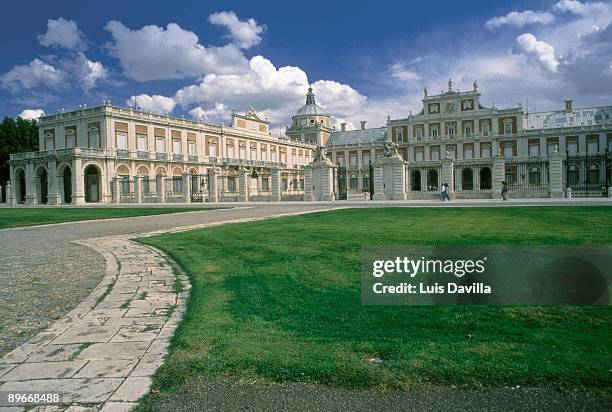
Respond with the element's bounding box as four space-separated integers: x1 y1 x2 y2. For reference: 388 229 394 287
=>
84 165 101 202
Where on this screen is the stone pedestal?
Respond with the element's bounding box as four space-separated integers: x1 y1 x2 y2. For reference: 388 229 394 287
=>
549 151 564 198
304 160 334 201
238 169 249 202
373 155 406 200
492 155 505 199
271 168 281 201
6 181 14 206
441 159 454 194
208 169 218 202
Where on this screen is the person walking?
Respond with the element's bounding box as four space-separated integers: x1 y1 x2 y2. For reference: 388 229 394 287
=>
444 183 451 201
440 183 446 201
501 180 508 201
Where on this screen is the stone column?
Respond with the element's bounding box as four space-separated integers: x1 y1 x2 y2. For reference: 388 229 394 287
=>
304 161 334 201
208 169 218 202
376 155 407 200
113 177 121 204
134 175 142 204
441 158 454 193
549 151 564 198
25 163 36 205
47 159 60 205
72 158 85 205
373 164 384 200
157 176 165 203
239 168 249 202
271 168 281 201
182 172 191 203
6 181 12 205
492 154 505 199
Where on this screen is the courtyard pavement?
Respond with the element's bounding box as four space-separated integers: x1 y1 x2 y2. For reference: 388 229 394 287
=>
0 198 610 411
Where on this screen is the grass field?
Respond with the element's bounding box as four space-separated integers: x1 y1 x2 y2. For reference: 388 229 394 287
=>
139 206 612 398
0 207 221 229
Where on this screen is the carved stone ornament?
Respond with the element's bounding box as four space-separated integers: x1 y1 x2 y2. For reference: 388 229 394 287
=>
314 145 327 162
383 140 400 158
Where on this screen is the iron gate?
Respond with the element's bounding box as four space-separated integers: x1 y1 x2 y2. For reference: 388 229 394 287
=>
565 150 609 197
190 174 209 202
336 166 347 200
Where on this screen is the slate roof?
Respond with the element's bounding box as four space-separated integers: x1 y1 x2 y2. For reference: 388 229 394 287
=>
327 127 387 145
524 106 612 129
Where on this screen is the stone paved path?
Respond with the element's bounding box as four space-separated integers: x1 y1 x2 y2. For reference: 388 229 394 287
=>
0 205 343 411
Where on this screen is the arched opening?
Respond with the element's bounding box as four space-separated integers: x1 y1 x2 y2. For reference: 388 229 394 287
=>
35 166 48 204
586 163 599 188
567 164 579 186
84 164 101 203
411 170 421 191
461 168 473 191
480 167 492 190
227 169 238 192
59 164 72 204
117 165 131 197
15 168 26 204
137 166 150 196
427 169 438 191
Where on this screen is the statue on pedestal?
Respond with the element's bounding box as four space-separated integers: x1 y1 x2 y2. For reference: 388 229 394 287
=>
383 140 400 158
314 145 327 162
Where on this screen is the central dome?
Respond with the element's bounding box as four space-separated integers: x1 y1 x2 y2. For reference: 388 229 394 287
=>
295 86 328 117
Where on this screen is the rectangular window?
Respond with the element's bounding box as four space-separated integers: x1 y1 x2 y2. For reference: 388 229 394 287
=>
430 147 440 161
447 126 455 136
464 126 472 136
504 122 513 135
155 137 165 153
503 143 515 158
239 145 246 159
362 152 371 165
261 149 268 161
172 138 181 154
336 154 345 166
431 128 439 138
188 140 196 156
271 149 277 162
481 144 491 159
209 143 217 158
415 128 423 140
446 145 456 160
415 149 424 162
396 130 403 142
547 141 558 155
481 122 490 135
350 153 358 166
587 139 598 154
250 146 257 160
45 137 55 151
227 144 235 158
463 144 474 159
116 132 128 149
529 142 540 157
566 138 578 155
89 130 100 148
137 134 147 152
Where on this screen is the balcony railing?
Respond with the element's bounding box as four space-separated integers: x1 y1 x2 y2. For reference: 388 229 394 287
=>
172 154 183 161
137 151 148 159
117 149 129 158
188 155 197 162
156 153 168 160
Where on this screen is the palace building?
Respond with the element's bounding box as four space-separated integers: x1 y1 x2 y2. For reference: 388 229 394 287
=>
7 81 612 204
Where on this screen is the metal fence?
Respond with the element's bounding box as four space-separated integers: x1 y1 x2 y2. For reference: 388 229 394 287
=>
189 174 209 202
407 162 442 192
165 176 183 198
453 160 494 192
504 158 549 192
564 150 609 197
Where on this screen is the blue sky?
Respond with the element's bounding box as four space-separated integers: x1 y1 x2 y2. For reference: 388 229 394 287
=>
1 0 611 131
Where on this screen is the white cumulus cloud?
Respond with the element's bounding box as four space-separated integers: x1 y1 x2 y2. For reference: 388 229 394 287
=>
553 0 609 16
75 53 107 90
174 55 367 126
127 94 177 114
485 10 555 30
515 33 559 72
104 20 249 81
18 109 45 120
188 103 229 123
0 59 64 92
208 11 265 49
38 17 87 50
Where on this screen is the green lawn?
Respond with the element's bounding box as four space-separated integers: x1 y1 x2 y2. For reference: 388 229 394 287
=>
0 207 221 229
139 207 612 397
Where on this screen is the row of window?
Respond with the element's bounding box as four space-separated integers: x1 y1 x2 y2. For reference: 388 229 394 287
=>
395 121 505 142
